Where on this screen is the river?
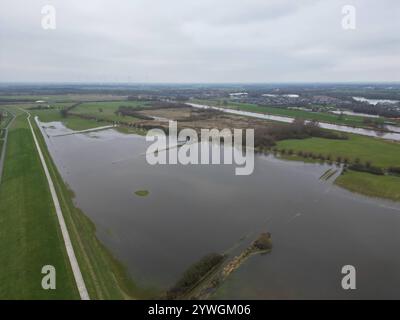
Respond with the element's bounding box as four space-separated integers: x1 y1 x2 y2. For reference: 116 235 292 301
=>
187 103 400 141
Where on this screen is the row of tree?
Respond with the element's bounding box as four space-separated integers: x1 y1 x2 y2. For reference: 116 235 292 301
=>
166 253 224 300
254 119 348 148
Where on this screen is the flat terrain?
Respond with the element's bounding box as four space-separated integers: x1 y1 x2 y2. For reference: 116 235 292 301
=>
72 100 150 122
336 170 400 201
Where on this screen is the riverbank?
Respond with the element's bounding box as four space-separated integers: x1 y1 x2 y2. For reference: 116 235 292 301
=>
335 170 400 202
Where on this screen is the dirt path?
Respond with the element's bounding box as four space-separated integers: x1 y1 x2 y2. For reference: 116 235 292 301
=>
22 109 90 300
51 124 116 137
0 110 16 184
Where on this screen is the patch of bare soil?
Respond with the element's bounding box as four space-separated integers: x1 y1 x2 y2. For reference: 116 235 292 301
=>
136 106 274 132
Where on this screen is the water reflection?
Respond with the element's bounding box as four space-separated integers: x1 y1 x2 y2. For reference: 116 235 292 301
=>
40 121 400 299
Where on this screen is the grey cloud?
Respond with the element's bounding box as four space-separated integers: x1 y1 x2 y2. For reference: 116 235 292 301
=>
0 0 399 82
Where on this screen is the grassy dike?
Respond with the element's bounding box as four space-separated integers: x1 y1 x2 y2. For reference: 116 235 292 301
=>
0 111 155 299
0 114 78 299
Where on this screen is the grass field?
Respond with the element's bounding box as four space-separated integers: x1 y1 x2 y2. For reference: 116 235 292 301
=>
0 94 127 103
72 100 150 122
276 134 400 168
336 170 400 201
195 99 390 129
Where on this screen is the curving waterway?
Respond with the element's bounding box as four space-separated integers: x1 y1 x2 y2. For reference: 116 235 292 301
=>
187 103 400 141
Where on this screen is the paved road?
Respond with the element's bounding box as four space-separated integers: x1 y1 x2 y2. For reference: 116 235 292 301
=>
23 110 90 300
0 110 16 184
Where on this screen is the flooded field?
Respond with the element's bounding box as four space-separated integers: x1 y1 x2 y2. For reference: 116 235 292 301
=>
40 121 400 299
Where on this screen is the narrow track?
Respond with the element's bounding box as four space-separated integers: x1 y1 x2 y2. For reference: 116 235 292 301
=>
22 109 90 300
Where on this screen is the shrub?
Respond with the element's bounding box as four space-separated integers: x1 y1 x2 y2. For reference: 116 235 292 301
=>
166 253 224 299
388 167 400 175
348 163 384 175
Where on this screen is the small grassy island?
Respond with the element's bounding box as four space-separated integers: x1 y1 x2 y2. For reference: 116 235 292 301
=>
134 190 149 197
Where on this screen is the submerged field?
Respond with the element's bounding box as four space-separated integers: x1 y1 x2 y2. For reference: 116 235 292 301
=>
31 109 110 131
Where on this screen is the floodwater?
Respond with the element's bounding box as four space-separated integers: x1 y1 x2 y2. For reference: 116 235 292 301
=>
39 121 400 299
331 110 380 118
187 103 400 141
353 96 399 105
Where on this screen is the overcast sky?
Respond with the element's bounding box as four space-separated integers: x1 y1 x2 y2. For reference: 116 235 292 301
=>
0 0 399 83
